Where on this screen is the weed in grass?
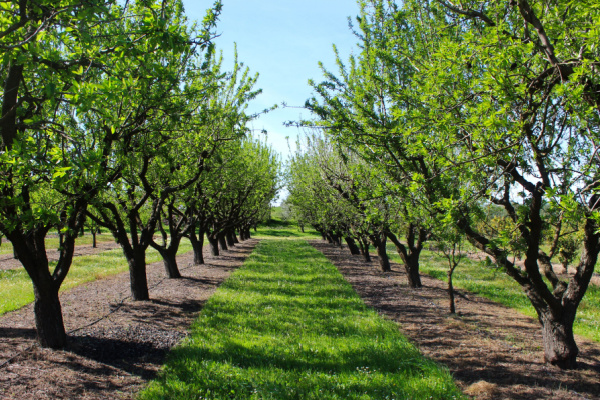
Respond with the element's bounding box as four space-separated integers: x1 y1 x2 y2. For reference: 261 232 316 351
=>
140 240 465 400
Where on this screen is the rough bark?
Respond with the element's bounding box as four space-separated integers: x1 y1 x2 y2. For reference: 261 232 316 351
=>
539 311 578 369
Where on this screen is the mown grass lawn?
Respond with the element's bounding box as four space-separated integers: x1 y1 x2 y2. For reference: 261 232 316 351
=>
387 246 600 343
139 239 464 400
0 241 193 315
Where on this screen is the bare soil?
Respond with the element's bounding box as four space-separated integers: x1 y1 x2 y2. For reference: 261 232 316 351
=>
311 240 600 400
0 239 258 400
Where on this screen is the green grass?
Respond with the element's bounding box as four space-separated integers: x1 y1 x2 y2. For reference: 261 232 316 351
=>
139 240 464 400
0 233 115 256
387 246 600 343
0 240 193 315
255 217 321 240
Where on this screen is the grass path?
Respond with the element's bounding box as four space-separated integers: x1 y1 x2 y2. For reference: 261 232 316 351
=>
139 239 464 400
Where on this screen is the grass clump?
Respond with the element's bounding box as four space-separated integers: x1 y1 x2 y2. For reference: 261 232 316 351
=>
0 241 193 315
140 239 464 400
390 248 600 343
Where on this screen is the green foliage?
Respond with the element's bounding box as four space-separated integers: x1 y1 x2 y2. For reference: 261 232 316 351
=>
139 239 464 400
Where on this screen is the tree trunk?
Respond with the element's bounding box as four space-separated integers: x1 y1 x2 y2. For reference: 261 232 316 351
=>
189 230 205 265
369 234 390 271
91 229 97 248
225 231 236 247
208 235 219 256
232 230 239 244
127 248 149 300
358 238 371 262
448 270 455 314
344 236 361 255
539 311 578 369
374 238 391 272
33 282 67 348
405 256 423 288
161 249 181 279
218 233 228 251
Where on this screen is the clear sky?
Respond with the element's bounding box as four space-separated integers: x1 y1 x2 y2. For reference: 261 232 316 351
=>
181 0 361 162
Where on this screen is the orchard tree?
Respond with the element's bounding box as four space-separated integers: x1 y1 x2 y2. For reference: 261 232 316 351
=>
0 0 170 348
416 0 600 369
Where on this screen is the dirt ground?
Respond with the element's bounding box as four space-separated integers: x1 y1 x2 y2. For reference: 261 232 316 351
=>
311 240 600 400
0 239 258 400
1 237 599 399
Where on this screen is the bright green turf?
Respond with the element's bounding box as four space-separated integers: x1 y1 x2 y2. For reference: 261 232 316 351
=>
139 239 464 400
0 241 193 315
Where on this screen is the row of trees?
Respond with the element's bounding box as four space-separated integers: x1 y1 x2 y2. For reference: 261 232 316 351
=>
0 0 278 349
287 0 600 369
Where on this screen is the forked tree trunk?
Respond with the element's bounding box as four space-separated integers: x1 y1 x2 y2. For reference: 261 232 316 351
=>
387 230 424 288
344 237 361 255
208 235 219 256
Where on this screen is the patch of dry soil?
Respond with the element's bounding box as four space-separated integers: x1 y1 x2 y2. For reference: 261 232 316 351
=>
312 240 600 400
0 239 258 400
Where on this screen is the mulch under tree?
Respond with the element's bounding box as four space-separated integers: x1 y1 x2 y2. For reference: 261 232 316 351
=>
311 240 600 400
0 239 258 400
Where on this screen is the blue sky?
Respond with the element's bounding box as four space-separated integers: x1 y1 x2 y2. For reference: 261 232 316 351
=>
182 0 361 162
